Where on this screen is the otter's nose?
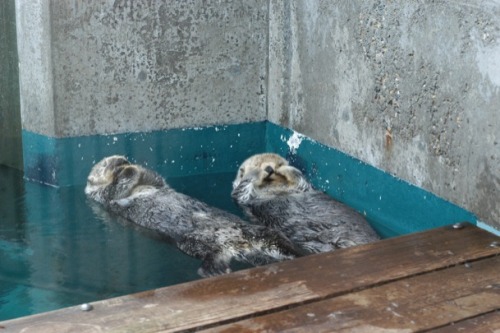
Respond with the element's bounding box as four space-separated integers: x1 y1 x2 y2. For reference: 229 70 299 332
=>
264 166 274 175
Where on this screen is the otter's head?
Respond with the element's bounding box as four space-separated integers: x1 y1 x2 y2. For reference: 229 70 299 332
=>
84 155 131 203
232 153 310 195
85 155 168 204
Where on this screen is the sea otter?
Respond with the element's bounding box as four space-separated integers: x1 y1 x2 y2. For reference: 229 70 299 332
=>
85 155 301 277
231 153 380 254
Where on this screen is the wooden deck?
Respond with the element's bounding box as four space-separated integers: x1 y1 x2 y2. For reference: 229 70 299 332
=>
1 222 499 332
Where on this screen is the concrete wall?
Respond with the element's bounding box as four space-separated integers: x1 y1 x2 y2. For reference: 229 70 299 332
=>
13 1 499 229
0 0 22 170
268 1 499 230
16 0 268 137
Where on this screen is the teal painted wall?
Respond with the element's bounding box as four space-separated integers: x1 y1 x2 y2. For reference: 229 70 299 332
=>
22 122 267 187
0 0 22 170
22 121 478 237
265 122 477 237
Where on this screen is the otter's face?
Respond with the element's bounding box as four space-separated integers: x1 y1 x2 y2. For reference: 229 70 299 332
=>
84 155 130 201
233 153 292 189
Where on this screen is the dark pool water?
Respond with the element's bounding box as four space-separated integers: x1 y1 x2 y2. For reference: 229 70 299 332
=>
0 165 244 321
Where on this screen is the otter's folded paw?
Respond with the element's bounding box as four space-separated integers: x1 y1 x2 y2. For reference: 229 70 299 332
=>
275 165 311 191
231 169 263 203
241 167 264 182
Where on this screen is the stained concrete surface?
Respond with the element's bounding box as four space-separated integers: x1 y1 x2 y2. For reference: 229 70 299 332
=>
268 1 499 229
16 0 268 137
0 0 22 169
13 0 500 229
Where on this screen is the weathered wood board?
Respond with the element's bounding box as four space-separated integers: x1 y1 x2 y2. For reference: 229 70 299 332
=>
1 223 498 333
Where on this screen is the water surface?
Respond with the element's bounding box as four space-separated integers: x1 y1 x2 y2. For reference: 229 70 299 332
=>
0 166 241 321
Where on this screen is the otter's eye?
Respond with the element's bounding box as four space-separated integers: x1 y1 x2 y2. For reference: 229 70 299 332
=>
239 168 244 178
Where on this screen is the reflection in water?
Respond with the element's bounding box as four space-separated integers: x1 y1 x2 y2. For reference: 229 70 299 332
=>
0 166 28 320
0 167 241 321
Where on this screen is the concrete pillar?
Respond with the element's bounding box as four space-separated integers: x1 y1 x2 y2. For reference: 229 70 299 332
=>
0 0 22 170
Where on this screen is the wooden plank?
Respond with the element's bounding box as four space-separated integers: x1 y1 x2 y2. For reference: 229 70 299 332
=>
1 223 499 333
202 256 500 333
427 311 500 333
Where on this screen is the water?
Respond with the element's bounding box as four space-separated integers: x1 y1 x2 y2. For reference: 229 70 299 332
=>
0 163 394 322
0 165 243 321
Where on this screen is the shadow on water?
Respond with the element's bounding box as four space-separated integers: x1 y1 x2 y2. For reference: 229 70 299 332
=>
0 166 245 321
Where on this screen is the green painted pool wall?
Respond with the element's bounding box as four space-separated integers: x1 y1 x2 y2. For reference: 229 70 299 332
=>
265 122 477 237
22 122 266 187
22 121 478 237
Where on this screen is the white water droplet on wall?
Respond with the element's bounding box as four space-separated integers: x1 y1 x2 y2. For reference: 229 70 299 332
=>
287 131 304 154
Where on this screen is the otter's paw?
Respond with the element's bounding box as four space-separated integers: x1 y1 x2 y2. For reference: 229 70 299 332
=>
275 165 311 191
240 167 265 183
231 168 264 203
245 166 276 188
